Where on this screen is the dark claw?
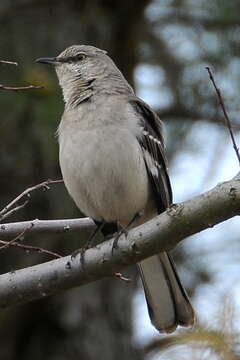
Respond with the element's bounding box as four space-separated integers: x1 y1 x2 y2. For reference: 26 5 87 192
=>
71 248 81 260
112 236 120 251
71 221 105 265
111 227 128 255
71 245 88 268
80 246 88 268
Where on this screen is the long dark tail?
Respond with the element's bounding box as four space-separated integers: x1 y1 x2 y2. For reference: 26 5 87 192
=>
138 252 195 333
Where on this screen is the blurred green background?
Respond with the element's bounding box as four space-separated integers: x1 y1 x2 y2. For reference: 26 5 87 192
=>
1 1 240 359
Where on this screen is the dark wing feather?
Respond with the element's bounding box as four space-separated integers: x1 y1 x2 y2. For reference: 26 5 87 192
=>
130 98 195 332
129 97 172 213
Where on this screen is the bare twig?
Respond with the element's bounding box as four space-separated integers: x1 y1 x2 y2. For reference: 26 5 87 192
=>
0 60 18 66
0 224 33 251
115 272 131 282
0 179 63 221
0 201 29 222
0 223 62 259
0 60 42 90
0 84 43 91
206 66 240 165
0 240 62 259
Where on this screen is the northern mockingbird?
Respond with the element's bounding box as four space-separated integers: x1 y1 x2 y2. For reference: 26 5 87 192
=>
36 45 194 333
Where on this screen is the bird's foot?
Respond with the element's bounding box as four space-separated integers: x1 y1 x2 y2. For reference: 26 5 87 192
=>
71 220 105 267
111 212 143 255
112 225 128 254
71 245 89 268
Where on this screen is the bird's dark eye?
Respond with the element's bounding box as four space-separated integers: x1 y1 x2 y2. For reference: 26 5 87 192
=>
76 54 86 61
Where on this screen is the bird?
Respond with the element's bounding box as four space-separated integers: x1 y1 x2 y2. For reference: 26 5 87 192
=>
36 45 195 333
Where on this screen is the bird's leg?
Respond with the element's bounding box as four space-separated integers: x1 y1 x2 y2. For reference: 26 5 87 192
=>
112 212 141 253
71 221 105 266
111 222 127 251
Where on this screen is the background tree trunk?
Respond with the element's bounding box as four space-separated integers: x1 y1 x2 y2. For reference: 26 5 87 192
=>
0 1 149 359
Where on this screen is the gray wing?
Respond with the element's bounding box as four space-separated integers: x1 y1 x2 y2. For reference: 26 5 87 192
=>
129 96 172 213
129 96 194 333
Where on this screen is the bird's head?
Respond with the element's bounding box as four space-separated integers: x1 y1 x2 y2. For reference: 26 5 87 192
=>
36 45 114 84
35 45 133 105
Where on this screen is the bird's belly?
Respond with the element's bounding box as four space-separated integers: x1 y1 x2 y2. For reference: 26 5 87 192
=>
59 127 150 223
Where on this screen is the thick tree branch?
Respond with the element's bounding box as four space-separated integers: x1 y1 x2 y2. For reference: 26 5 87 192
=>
0 175 239 308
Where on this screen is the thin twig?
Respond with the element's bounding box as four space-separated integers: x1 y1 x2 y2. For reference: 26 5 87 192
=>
0 223 33 251
0 84 43 91
115 272 131 282
0 60 18 66
0 179 63 221
0 201 29 222
206 66 240 165
0 223 62 258
0 240 62 259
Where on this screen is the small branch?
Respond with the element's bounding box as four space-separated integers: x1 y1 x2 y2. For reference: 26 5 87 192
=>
206 66 240 165
0 175 239 308
0 179 63 222
0 84 43 91
0 60 18 66
0 218 94 239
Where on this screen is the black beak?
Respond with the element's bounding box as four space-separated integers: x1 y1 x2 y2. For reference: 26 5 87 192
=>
35 57 58 65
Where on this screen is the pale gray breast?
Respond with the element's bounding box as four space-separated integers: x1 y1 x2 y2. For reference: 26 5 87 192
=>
58 99 151 222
